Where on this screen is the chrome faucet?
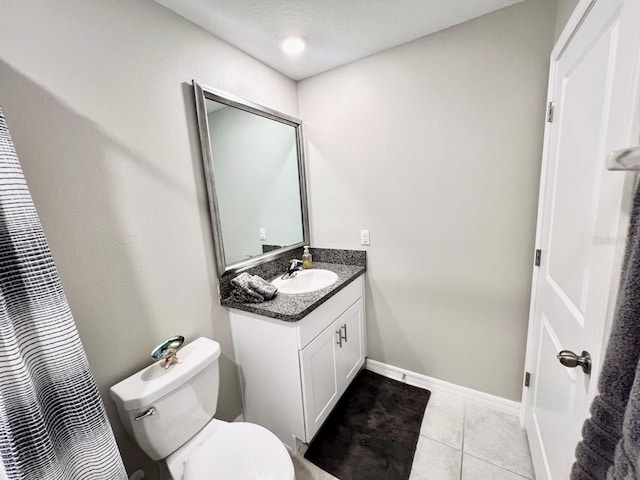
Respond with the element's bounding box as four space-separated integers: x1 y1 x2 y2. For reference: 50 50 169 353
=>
282 259 303 279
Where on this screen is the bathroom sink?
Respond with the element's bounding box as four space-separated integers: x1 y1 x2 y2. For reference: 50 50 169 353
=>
272 269 338 294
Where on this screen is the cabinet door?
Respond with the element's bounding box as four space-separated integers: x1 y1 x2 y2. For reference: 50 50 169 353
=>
336 298 365 392
299 321 341 441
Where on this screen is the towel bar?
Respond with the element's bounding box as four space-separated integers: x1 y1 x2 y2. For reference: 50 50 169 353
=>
607 146 640 171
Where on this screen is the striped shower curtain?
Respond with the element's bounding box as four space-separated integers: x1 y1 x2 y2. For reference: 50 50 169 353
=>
0 108 127 479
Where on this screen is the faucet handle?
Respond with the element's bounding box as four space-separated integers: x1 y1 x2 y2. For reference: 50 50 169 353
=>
281 259 304 279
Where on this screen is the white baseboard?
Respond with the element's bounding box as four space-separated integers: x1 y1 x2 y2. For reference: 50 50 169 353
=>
366 359 521 417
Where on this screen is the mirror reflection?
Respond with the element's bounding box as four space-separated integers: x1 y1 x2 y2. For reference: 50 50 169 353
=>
193 82 309 277
206 99 303 265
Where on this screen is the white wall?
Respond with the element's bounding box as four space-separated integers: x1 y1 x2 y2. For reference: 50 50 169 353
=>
298 0 556 401
0 0 297 475
555 0 581 39
207 107 302 264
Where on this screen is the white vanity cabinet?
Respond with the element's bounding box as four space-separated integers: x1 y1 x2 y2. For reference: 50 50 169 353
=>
300 297 364 439
229 275 366 450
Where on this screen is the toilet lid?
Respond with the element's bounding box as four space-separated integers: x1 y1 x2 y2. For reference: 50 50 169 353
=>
183 423 294 480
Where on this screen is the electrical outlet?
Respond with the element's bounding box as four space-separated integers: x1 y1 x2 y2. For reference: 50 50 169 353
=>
259 227 266 241
360 229 370 246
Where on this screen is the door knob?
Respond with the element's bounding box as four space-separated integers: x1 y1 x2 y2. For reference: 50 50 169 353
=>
557 350 592 375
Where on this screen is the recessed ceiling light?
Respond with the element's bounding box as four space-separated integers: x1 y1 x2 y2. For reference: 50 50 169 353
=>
278 34 307 55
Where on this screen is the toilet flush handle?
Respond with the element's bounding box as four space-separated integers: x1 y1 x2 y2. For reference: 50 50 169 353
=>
134 407 156 421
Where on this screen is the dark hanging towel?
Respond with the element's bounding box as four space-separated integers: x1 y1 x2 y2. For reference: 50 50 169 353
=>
572 183 640 480
0 108 127 479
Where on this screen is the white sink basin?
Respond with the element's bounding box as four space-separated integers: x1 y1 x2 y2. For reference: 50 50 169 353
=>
272 269 338 294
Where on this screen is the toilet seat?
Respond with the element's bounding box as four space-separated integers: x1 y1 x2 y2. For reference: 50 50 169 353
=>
182 422 294 480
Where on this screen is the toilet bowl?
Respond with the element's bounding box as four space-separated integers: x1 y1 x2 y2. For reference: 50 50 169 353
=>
173 419 293 479
109 337 294 479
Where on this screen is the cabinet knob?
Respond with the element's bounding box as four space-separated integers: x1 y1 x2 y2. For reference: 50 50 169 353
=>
336 330 343 348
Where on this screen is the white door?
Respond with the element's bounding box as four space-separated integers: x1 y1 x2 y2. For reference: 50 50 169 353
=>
300 320 341 441
336 299 365 391
524 1 640 479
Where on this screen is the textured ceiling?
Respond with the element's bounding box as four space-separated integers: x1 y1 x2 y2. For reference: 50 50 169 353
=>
155 0 525 81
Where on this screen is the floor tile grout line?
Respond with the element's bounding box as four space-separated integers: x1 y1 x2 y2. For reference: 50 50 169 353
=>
416 432 463 452
418 394 466 453
461 399 534 479
460 401 467 480
462 452 533 479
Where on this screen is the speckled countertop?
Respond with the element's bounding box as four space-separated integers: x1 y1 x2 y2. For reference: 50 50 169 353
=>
220 248 366 322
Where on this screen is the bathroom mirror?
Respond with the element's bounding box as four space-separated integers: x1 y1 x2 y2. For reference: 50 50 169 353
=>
193 81 310 277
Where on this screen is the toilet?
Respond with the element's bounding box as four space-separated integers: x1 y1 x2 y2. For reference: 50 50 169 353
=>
110 337 295 479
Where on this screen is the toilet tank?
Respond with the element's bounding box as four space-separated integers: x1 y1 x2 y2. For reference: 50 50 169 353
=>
110 337 221 461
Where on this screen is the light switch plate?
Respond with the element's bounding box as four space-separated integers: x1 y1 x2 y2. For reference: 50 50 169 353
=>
259 228 266 241
360 229 370 246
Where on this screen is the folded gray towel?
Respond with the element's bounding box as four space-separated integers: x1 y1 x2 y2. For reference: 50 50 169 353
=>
248 277 278 300
571 185 640 479
230 272 277 304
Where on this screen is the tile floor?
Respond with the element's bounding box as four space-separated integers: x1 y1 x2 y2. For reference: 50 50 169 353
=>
292 391 535 479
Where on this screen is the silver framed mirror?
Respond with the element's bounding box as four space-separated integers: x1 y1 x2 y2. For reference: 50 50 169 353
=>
193 81 310 277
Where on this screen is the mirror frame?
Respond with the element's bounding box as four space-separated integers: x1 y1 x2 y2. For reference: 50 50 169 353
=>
193 80 310 277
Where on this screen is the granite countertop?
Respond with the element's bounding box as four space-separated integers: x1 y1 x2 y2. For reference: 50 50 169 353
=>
220 248 366 322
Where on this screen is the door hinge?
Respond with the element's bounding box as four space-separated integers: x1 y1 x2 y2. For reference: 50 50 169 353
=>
547 102 555 123
524 371 531 388
534 249 542 267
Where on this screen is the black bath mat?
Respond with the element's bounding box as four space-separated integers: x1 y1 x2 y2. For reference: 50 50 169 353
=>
304 369 431 480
